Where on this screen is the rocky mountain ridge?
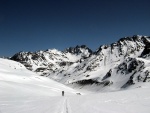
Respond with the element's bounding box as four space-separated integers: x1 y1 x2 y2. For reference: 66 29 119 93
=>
11 35 150 91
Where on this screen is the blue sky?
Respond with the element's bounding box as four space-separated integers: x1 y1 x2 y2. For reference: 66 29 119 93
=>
0 0 150 56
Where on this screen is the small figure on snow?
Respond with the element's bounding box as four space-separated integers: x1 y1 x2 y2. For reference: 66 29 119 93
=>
62 91 64 96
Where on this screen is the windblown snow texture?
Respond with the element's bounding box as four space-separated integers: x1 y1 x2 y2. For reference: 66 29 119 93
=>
11 35 150 91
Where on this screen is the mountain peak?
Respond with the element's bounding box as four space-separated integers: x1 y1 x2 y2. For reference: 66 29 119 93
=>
10 35 150 91
118 35 149 42
64 45 93 55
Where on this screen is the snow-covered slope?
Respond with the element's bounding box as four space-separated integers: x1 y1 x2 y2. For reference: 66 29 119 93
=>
0 58 78 96
11 35 150 91
0 58 150 113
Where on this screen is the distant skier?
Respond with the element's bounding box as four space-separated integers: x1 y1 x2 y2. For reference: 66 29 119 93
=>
62 91 64 96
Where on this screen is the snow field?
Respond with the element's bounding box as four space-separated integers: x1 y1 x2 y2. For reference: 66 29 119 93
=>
0 58 150 113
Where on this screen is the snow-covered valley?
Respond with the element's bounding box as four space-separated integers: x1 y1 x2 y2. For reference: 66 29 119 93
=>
1 35 150 113
0 58 150 113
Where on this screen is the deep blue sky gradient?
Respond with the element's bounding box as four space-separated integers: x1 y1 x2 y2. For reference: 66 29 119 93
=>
0 0 150 56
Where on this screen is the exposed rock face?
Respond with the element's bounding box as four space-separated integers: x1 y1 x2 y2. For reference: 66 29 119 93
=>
11 35 150 91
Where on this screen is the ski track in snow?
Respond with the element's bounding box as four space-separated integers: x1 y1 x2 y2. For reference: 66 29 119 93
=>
60 98 68 113
57 97 70 113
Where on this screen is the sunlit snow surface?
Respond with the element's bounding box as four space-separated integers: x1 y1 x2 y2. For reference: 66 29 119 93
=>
0 58 150 113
